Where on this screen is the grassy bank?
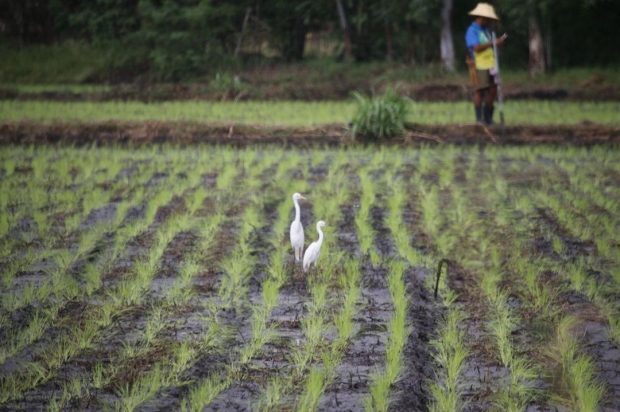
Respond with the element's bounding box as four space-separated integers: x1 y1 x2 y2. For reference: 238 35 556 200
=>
0 100 618 126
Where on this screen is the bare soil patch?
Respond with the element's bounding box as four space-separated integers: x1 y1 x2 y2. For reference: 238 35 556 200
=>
1 121 619 147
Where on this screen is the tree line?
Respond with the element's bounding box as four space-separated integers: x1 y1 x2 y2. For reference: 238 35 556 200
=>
1 0 618 81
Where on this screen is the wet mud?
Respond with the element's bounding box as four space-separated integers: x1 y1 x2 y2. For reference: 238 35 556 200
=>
2 121 620 147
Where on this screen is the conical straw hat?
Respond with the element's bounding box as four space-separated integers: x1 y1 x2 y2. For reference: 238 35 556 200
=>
468 3 499 20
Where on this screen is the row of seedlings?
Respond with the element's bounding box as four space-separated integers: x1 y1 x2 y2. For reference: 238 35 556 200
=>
456 148 546 410
0 148 133 293
543 157 620 344
0 149 210 407
177 149 295 411
0 152 185 368
45 153 224 411
0 146 162 289
357 150 412 412
459 145 606 411
95 149 277 411
251 149 358 411
294 150 362 411
402 148 471 412
512 152 614 409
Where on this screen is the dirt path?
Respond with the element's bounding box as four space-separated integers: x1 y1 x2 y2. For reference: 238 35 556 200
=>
1 121 619 146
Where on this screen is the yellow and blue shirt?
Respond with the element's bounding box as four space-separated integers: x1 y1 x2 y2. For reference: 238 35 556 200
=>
465 22 495 70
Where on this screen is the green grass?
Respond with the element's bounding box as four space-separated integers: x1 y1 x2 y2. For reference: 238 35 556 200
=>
0 100 618 125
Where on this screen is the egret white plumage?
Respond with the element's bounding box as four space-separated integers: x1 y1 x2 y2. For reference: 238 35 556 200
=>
290 193 307 262
303 221 327 273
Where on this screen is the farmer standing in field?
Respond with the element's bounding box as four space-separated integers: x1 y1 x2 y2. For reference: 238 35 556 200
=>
465 3 507 125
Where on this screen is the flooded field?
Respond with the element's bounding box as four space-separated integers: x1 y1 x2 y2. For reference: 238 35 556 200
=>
1 145 619 411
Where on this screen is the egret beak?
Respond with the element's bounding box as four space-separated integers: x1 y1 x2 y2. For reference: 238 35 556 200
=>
299 195 307 200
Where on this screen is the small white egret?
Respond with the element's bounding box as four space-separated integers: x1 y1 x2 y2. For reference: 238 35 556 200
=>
303 221 327 273
290 193 307 262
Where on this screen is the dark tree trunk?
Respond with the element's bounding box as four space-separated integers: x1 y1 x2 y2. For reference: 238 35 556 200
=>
234 7 252 57
440 0 454 71
529 12 546 76
3 0 56 44
284 16 306 61
335 0 353 61
385 19 392 61
406 20 416 65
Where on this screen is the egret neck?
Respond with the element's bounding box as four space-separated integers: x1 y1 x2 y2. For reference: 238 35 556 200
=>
316 223 324 245
293 197 302 223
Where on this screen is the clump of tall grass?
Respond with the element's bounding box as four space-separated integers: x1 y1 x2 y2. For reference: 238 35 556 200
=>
351 88 409 141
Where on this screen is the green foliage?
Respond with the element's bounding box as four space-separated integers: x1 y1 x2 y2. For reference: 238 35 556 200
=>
2 0 620 83
351 89 409 141
0 42 115 84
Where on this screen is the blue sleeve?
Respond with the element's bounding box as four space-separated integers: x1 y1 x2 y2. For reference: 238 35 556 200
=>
465 26 479 50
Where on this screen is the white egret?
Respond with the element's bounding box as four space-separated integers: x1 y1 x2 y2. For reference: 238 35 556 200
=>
303 221 327 273
290 193 307 262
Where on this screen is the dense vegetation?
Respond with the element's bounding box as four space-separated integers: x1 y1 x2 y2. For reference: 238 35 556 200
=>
1 0 619 81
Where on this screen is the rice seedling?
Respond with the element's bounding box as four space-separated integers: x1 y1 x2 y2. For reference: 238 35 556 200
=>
0 311 47 364
44 171 232 409
428 308 469 412
385 179 424 268
297 367 328 412
355 168 376 257
364 259 411 411
163 154 305 410
180 373 232 412
333 259 362 350
533 176 620 345
0 174 205 401
546 316 606 412
218 205 262 309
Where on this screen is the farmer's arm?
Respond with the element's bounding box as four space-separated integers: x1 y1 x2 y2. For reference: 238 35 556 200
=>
472 34 507 52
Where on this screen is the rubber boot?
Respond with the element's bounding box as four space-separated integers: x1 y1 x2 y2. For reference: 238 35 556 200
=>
484 105 495 125
475 106 483 123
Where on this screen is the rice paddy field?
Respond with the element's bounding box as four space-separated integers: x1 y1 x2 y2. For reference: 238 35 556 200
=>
1 100 619 126
1 144 620 412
